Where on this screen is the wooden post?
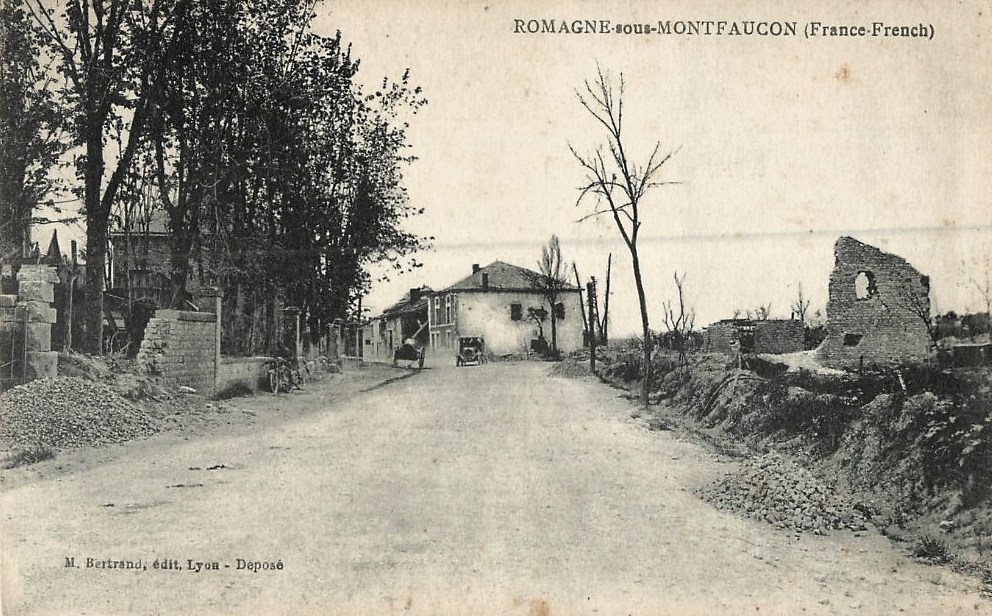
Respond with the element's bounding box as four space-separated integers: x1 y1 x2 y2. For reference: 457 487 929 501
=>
573 263 588 346
601 253 611 344
588 279 597 373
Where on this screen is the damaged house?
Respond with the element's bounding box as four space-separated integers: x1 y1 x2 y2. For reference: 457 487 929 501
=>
429 261 584 356
364 287 431 362
704 318 804 355
819 236 932 369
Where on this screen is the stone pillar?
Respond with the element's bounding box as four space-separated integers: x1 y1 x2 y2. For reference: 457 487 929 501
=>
283 306 301 358
201 287 223 393
16 265 59 379
327 321 340 360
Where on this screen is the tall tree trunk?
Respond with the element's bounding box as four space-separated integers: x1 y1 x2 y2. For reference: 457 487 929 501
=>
82 126 107 354
630 246 652 408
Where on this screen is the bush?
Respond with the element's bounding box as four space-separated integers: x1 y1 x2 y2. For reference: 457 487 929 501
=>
913 535 950 563
4 444 56 469
213 382 254 400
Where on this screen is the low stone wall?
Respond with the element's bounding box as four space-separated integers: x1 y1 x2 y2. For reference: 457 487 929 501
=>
216 356 272 395
136 309 217 394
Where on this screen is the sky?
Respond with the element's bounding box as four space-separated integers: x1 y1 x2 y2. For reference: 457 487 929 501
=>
31 0 992 334
312 0 992 334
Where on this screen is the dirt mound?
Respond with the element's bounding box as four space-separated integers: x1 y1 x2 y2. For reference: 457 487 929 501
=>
697 453 868 535
0 377 160 450
549 359 590 378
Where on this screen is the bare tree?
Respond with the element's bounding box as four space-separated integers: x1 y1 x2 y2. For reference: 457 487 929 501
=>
972 261 991 319
754 303 772 321
570 66 679 407
599 252 611 344
533 235 569 356
527 306 548 352
791 282 810 323
896 283 938 352
661 271 695 366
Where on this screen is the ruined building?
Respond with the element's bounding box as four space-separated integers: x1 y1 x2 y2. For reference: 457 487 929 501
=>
819 236 932 369
705 318 804 355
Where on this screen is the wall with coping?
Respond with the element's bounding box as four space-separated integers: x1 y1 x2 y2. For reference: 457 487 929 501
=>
216 356 272 394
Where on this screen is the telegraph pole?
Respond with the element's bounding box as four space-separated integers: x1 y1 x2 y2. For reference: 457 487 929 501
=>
587 278 597 373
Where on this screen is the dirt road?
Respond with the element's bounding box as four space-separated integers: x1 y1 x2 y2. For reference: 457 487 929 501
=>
2 362 989 615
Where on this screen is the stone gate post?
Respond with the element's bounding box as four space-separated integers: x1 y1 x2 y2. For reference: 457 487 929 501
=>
283 306 301 358
16 265 59 379
201 287 223 393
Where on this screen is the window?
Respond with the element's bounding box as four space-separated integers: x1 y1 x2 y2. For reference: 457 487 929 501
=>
445 294 453 324
854 271 877 300
433 296 442 325
843 333 863 347
554 302 565 320
510 303 522 321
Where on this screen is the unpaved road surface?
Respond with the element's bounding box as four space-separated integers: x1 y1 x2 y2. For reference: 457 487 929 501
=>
2 362 990 615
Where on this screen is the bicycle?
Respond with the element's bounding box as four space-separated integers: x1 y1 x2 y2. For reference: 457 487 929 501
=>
265 357 300 394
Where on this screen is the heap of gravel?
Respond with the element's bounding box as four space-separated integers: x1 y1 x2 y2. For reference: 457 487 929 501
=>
0 377 160 451
697 453 868 535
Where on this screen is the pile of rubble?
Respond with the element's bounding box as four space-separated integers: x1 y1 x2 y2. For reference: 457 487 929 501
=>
697 453 868 535
0 377 160 451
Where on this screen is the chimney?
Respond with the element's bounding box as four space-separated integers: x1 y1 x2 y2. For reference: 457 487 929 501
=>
481 273 489 290
409 288 422 303
472 264 480 274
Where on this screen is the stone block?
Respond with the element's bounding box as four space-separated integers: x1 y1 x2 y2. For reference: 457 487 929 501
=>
17 281 55 303
17 301 57 324
25 351 58 379
25 322 51 351
0 295 16 308
17 265 59 284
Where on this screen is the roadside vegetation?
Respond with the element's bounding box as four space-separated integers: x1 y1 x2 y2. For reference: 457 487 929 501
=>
559 343 992 588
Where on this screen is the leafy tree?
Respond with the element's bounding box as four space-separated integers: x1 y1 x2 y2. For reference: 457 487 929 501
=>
571 66 680 406
0 0 67 264
25 0 174 352
138 0 427 354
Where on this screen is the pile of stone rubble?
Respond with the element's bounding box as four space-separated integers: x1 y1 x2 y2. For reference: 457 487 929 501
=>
697 453 869 535
0 377 160 450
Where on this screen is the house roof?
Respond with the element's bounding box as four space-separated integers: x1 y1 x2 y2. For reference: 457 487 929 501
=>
109 208 170 236
443 260 579 293
382 286 433 318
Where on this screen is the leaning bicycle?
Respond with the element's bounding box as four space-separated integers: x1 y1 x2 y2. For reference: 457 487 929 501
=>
265 357 299 394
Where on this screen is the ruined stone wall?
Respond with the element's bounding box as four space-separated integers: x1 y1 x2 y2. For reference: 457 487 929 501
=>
705 319 804 355
754 320 804 354
819 237 931 369
136 309 217 394
705 321 738 354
